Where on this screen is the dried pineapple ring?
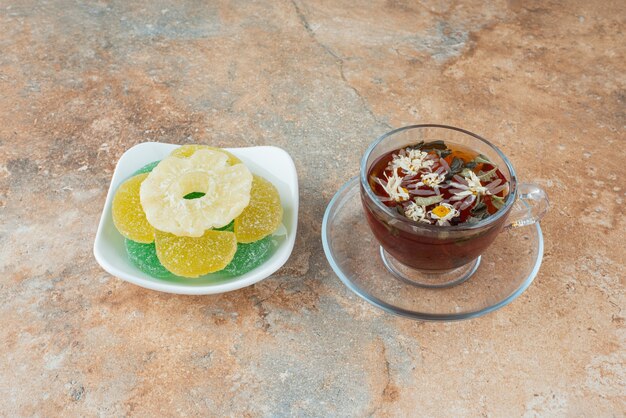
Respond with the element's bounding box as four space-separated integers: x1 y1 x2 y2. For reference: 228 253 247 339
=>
140 149 253 237
171 144 242 165
235 175 283 243
112 173 154 243
154 229 237 277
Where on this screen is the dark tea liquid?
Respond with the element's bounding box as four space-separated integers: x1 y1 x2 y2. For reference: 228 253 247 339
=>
362 141 512 270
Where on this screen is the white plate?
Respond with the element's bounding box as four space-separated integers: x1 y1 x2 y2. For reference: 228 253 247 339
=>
93 142 298 295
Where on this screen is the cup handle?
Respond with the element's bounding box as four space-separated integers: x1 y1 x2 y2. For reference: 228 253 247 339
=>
504 183 549 229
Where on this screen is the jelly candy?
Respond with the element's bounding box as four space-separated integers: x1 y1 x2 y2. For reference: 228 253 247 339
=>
235 175 283 243
112 173 154 243
140 150 252 237
154 229 237 277
216 221 234 232
171 144 242 165
132 160 160 176
125 239 172 278
222 236 274 276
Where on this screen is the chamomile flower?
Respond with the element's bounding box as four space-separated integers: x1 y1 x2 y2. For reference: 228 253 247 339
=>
448 171 506 210
428 203 460 226
372 142 511 227
391 149 436 175
404 202 430 224
376 170 410 202
409 167 447 196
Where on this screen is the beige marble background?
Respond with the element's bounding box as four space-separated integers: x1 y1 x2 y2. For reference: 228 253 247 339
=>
0 0 624 416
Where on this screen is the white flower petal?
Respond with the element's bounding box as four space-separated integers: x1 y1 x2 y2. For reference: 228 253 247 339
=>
459 197 475 210
490 184 507 195
486 179 502 189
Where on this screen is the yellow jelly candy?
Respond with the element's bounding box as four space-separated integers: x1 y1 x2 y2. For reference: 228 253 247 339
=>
112 173 154 243
171 144 241 165
154 229 237 278
235 175 283 243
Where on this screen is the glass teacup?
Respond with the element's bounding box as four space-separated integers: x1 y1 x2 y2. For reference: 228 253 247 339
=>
360 124 549 288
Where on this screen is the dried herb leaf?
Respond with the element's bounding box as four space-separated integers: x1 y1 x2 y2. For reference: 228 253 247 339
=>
445 157 464 181
408 141 425 151
423 140 447 150
470 210 490 220
470 199 489 219
435 149 452 158
471 201 487 213
413 195 443 206
450 157 463 172
478 167 498 181
491 195 505 210
474 154 492 164
460 168 474 178
465 161 477 169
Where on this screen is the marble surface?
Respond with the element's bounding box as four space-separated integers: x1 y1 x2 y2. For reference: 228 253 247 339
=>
1 0 624 416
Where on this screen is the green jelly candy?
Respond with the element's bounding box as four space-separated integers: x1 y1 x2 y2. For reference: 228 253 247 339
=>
216 221 234 232
132 160 161 176
125 239 172 279
222 236 274 277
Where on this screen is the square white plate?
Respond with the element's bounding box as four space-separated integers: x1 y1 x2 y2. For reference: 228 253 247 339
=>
93 142 298 295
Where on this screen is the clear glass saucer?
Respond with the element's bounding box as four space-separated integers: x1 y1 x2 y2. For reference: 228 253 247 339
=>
322 177 544 321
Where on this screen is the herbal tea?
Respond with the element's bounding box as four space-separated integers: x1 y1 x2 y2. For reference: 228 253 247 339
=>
368 140 510 226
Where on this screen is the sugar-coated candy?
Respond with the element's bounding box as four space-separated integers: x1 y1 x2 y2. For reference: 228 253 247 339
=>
235 175 283 243
112 173 154 243
171 144 242 165
222 236 274 276
216 220 234 232
132 160 161 176
154 229 237 278
125 239 172 278
140 149 252 237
